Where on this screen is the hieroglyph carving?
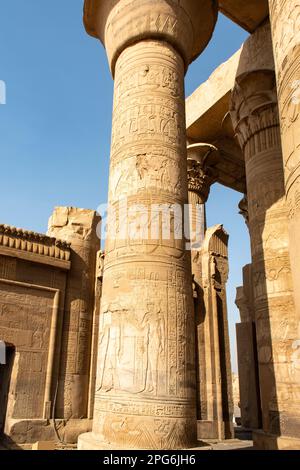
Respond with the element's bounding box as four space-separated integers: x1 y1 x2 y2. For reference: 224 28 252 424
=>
85 40 197 450
80 0 218 451
269 1 300 217
231 67 300 438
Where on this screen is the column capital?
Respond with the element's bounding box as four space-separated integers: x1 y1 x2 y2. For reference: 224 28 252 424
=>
187 143 218 203
83 0 218 75
230 69 280 153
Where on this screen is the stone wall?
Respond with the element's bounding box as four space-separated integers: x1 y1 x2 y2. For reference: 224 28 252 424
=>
0 208 100 444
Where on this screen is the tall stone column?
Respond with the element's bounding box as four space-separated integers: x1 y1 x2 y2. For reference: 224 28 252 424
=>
268 1 300 335
186 144 233 440
193 225 233 440
187 167 207 250
230 22 300 449
79 0 218 450
187 143 218 249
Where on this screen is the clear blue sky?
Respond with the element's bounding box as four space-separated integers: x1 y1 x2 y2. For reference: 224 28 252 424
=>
0 1 250 372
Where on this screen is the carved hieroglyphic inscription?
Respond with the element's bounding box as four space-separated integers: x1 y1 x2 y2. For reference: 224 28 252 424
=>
269 9 300 431
109 151 183 201
96 264 194 399
231 63 300 437
91 40 196 449
269 0 300 75
79 0 219 451
48 207 100 419
0 256 16 280
269 1 300 214
0 282 54 419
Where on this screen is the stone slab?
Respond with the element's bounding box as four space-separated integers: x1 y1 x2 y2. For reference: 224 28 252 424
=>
219 0 269 33
32 441 55 451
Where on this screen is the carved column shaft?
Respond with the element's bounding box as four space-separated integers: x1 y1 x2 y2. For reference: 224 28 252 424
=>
268 0 300 334
186 144 232 440
87 251 105 419
188 190 206 250
231 67 300 445
187 144 218 253
94 40 196 450
235 264 262 430
195 226 233 440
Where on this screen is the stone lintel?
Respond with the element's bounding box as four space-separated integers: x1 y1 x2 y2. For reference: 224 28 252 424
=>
186 49 241 134
186 49 246 193
0 245 71 270
219 0 269 33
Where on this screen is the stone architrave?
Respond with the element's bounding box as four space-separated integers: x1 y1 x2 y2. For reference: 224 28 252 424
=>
268 0 300 339
79 0 218 450
230 21 300 449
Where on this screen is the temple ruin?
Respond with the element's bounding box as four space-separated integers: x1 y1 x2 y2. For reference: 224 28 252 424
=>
0 0 300 450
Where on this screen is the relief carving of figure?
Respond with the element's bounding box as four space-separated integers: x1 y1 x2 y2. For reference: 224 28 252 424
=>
140 302 165 394
97 307 122 393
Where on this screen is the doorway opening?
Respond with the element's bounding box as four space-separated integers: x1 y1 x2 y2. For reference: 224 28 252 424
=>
0 343 15 436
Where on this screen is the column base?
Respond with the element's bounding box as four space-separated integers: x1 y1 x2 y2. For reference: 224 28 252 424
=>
78 430 199 451
253 430 300 450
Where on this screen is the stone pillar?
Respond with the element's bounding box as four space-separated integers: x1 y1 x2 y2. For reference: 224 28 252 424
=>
79 0 217 450
235 264 262 431
268 0 300 337
192 225 234 440
48 207 100 422
187 143 218 249
87 250 105 419
187 173 206 250
186 143 234 440
230 22 300 449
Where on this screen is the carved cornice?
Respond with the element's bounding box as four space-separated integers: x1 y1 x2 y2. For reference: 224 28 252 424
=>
0 224 71 262
230 70 280 157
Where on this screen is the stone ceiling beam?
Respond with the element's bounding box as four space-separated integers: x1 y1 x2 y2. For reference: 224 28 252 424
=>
186 49 246 193
219 0 269 32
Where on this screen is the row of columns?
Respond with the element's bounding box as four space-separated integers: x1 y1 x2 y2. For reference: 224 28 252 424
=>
80 0 300 450
230 17 300 449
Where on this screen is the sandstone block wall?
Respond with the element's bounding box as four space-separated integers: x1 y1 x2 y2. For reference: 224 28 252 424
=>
0 207 100 444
